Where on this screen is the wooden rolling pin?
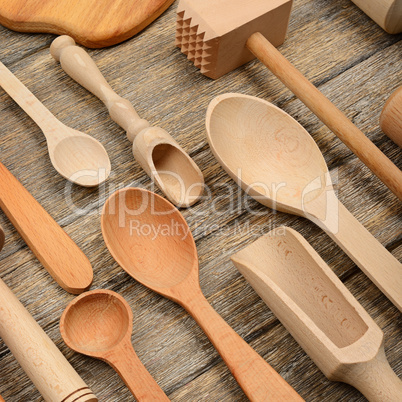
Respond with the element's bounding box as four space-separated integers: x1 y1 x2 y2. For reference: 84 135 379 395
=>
380 86 402 148
0 162 93 293
351 0 402 34
0 225 97 401
176 0 402 200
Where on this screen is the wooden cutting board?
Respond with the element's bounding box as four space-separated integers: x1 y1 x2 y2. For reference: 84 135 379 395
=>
0 0 175 48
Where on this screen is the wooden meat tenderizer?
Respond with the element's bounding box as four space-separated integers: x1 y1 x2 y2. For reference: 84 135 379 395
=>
351 0 402 34
50 36 204 208
176 0 402 201
380 86 402 148
0 225 97 402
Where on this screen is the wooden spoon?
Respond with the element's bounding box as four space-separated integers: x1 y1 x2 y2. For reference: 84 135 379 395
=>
231 227 402 401
0 61 110 187
206 93 402 311
101 187 303 401
50 36 204 207
60 289 169 401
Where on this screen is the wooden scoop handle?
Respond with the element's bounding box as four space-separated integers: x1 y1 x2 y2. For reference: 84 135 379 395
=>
341 345 402 401
0 162 93 294
106 340 170 401
50 36 150 142
0 277 97 401
182 290 303 401
246 32 402 201
314 198 402 311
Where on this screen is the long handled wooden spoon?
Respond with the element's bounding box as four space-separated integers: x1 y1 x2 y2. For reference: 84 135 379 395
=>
0 62 110 187
60 289 169 401
50 36 204 207
206 93 402 311
0 225 97 402
231 227 402 401
0 162 93 293
101 187 303 401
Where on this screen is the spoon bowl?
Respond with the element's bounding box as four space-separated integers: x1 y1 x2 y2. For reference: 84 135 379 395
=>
60 289 169 400
231 227 402 401
206 93 402 311
51 133 111 187
101 187 303 400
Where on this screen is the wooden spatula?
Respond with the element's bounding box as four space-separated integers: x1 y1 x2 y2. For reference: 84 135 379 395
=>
0 0 175 47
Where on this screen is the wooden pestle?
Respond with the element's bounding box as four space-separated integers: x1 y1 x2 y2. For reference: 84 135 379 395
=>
0 225 97 402
176 0 402 200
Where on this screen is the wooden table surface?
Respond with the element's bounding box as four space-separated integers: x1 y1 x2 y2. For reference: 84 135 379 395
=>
0 0 401 400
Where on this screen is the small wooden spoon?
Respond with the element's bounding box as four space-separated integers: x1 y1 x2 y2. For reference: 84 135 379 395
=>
206 93 402 311
0 61 110 187
50 36 204 207
60 289 169 401
101 187 303 401
231 227 402 401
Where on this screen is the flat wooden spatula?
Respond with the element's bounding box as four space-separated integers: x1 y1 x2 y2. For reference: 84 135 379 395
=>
0 0 175 47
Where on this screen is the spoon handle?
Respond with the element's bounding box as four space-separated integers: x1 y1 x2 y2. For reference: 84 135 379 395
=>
0 162 93 294
340 345 402 402
0 62 61 135
182 291 303 401
316 199 402 311
246 32 402 201
50 36 150 142
107 342 170 401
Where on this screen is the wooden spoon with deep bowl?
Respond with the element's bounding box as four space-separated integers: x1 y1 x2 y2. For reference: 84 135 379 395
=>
206 93 402 312
101 187 303 401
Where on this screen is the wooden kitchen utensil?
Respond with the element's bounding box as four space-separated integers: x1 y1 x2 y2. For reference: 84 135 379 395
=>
0 0 175 48
50 36 204 207
351 0 402 34
60 289 170 401
0 162 93 293
206 93 402 311
380 86 402 148
231 227 402 401
0 394 4 402
0 62 110 187
0 225 97 402
176 0 402 200
101 187 303 401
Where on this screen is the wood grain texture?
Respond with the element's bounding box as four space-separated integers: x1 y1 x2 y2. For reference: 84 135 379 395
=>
0 0 401 400
0 0 175 48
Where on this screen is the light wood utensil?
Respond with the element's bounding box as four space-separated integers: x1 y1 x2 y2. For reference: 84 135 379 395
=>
101 187 303 401
380 86 402 148
231 227 402 401
0 225 97 402
351 0 402 34
0 394 4 402
176 0 402 200
0 61 110 187
60 289 170 401
0 162 93 293
0 0 175 48
50 36 204 207
206 93 402 311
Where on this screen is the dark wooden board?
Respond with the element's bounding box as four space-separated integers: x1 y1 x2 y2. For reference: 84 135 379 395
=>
0 0 401 400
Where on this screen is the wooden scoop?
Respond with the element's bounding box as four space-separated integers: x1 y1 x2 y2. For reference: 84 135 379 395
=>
101 187 303 401
206 93 402 311
50 36 204 207
60 289 169 401
0 62 110 187
231 227 402 401
0 225 97 402
0 162 93 293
